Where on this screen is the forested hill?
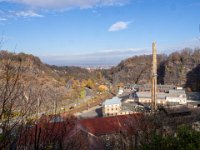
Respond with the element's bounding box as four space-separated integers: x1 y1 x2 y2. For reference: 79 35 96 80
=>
103 54 167 85
0 50 103 83
1 48 200 92
103 48 200 92
0 50 107 113
165 49 200 91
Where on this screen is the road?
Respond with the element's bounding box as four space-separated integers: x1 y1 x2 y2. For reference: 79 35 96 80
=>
60 93 112 116
75 105 102 119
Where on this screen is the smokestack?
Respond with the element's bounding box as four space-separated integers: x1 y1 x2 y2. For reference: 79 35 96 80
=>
151 42 157 112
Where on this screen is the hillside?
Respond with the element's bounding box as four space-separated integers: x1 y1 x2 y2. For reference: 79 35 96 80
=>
103 54 167 85
164 49 200 91
0 50 108 115
1 47 200 107
104 48 200 91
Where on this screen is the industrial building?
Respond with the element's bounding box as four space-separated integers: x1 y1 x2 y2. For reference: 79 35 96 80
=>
125 84 176 93
133 88 187 105
103 43 189 117
102 87 187 117
102 97 122 116
102 97 138 116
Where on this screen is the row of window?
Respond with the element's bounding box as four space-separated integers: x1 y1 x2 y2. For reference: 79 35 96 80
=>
106 111 133 116
107 108 118 111
140 100 166 104
106 113 118 116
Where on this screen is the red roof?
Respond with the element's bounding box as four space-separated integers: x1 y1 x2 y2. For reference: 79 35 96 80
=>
18 114 148 147
18 116 77 146
79 113 144 136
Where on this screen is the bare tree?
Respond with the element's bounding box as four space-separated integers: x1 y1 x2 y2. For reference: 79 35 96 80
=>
0 52 40 148
0 51 89 149
0 57 24 148
17 115 89 150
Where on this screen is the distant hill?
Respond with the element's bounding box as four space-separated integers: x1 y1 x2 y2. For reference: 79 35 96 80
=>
0 50 104 84
103 54 167 85
1 47 200 98
103 48 200 92
0 50 107 113
48 65 100 81
164 48 200 91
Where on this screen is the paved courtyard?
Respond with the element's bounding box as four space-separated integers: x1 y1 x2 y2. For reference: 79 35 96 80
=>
75 105 102 119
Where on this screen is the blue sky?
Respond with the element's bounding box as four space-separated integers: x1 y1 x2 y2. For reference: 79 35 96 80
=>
0 0 200 66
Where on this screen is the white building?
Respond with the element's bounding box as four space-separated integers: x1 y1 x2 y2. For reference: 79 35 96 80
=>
165 95 187 104
102 97 140 116
135 89 187 105
102 97 121 116
117 88 124 95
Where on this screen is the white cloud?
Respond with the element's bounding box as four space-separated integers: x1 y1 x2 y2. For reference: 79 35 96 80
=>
11 0 129 9
15 10 43 18
0 18 7 21
0 9 43 21
108 21 131 32
0 0 129 21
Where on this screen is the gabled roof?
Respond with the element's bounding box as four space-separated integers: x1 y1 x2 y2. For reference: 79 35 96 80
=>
18 114 150 149
102 96 121 106
18 116 77 146
79 114 143 136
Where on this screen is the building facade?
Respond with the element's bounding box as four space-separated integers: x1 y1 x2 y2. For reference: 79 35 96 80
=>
102 97 121 116
134 89 187 105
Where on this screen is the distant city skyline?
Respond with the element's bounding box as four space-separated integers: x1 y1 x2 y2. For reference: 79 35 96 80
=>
0 0 200 66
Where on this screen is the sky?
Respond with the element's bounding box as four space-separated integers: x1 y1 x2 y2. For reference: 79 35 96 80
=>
0 0 200 66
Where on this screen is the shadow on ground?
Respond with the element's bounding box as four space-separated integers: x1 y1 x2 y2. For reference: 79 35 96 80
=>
95 108 103 117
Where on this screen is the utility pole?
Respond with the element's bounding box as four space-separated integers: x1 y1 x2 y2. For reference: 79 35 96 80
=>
151 42 157 112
